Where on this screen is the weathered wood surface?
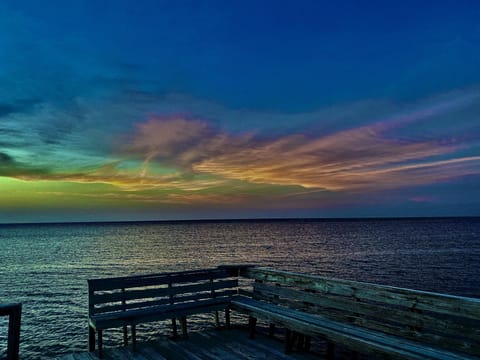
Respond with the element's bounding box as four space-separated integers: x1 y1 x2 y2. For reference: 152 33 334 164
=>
54 328 317 360
237 267 480 359
0 303 22 360
251 281 480 353
243 267 480 320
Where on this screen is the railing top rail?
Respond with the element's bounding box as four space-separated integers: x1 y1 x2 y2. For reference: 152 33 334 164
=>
88 266 242 292
245 266 480 304
0 303 22 316
88 267 222 284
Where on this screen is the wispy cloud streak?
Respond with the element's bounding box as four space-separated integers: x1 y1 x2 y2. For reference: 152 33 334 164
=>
126 93 480 193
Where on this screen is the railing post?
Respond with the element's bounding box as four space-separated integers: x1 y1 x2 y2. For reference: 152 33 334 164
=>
87 282 95 352
0 303 22 360
210 277 220 327
168 279 178 338
121 288 128 346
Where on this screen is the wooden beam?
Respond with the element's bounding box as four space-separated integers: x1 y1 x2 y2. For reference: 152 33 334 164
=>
0 303 22 360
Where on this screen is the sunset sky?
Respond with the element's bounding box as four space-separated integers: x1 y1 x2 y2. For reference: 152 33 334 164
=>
1 0 480 223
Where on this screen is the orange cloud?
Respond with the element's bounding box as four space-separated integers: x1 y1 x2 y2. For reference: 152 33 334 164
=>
126 104 480 194
192 126 457 191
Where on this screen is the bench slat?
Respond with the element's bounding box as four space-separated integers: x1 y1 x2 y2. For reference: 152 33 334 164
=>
88 268 231 291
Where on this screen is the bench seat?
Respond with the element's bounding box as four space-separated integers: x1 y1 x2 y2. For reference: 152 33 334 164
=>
231 296 476 360
90 297 231 330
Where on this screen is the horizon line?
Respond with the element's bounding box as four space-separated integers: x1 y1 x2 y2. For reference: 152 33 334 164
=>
1 215 479 226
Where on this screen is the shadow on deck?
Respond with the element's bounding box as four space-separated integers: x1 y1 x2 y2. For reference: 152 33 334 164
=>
54 327 319 360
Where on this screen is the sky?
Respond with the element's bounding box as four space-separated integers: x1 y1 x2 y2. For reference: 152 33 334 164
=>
1 0 480 223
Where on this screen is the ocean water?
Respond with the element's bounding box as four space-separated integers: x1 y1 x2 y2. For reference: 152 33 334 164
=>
1 218 479 359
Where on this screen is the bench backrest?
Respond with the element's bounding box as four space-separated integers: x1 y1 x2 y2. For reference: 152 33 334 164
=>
88 267 238 317
241 267 480 357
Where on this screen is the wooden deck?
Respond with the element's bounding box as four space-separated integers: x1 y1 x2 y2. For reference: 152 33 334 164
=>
53 327 320 360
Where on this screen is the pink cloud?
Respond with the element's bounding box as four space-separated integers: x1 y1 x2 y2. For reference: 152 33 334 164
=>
131 117 211 159
410 196 435 203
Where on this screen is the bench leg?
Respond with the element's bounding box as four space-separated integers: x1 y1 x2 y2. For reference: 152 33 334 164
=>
327 341 335 360
285 329 294 354
171 318 178 338
225 308 231 329
98 330 103 358
268 323 275 338
123 325 128 346
131 325 137 352
297 333 305 350
290 331 299 352
248 316 257 339
88 325 96 352
215 310 220 328
304 336 311 351
180 316 188 339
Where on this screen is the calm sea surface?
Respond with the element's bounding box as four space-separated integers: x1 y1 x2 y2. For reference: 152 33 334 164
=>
1 218 480 359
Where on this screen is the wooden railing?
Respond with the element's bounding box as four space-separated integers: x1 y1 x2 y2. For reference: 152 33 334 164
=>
235 266 480 358
86 265 480 359
0 303 22 360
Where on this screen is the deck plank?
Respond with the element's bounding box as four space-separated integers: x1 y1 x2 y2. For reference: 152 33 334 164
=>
136 346 168 360
196 332 253 359
55 327 320 360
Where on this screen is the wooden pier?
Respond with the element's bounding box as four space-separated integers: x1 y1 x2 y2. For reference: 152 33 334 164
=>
54 327 319 360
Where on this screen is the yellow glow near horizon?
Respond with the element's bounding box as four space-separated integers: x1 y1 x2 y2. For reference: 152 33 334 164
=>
0 171 318 214
0 177 122 209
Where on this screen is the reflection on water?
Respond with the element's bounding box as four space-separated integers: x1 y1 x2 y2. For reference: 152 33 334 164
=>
1 218 479 359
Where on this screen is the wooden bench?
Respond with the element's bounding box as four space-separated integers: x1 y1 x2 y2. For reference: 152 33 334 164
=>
231 267 480 359
88 267 238 357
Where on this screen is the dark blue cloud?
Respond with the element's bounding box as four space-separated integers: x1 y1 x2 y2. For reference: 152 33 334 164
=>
0 99 39 117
